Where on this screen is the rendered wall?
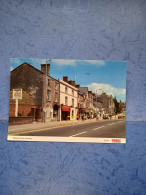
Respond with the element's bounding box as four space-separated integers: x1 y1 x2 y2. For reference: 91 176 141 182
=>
0 0 146 194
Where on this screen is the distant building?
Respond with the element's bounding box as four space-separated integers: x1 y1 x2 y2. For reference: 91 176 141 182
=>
119 100 126 112
93 94 103 117
59 77 78 121
98 92 115 115
78 87 95 117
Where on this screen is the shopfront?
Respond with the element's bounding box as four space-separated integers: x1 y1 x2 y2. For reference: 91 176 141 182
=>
61 105 70 120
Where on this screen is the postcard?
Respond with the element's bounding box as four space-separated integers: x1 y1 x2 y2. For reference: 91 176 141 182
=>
8 58 126 143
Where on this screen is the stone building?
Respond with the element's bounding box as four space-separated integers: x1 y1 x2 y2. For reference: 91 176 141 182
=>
98 92 115 115
41 64 60 121
9 62 60 123
59 77 78 121
119 100 126 113
93 94 103 117
78 87 95 117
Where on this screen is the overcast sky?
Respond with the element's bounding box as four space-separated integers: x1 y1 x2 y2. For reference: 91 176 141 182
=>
11 58 126 102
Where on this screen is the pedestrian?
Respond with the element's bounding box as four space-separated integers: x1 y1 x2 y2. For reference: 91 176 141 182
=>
81 114 83 121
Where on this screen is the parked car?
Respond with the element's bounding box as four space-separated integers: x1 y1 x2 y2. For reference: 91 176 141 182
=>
118 115 123 119
103 115 109 119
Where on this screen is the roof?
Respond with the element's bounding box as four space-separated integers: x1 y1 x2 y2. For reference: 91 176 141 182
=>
11 62 44 75
58 79 78 91
78 87 88 95
11 62 59 82
119 102 125 105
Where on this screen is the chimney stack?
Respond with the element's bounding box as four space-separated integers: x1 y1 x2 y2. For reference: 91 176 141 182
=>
63 76 68 82
41 64 50 76
75 84 80 88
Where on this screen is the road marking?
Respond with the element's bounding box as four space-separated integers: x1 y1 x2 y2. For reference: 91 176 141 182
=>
9 120 125 135
93 126 105 130
70 131 87 137
108 123 116 126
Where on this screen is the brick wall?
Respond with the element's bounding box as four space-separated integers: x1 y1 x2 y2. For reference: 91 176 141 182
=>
9 116 33 125
9 104 39 117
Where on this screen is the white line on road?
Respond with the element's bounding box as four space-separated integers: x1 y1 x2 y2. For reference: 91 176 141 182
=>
108 123 116 126
93 126 105 130
70 131 87 137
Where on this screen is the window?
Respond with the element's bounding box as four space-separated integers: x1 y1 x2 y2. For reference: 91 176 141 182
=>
55 83 58 90
47 90 51 101
72 90 74 96
72 110 74 117
87 102 90 108
48 79 50 87
65 87 68 94
72 99 74 107
55 92 58 102
65 96 68 106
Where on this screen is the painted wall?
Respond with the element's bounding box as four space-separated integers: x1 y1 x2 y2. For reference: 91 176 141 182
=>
59 80 78 107
0 0 146 194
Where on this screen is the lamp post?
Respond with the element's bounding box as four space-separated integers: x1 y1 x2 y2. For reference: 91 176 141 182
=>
44 59 51 123
96 89 101 118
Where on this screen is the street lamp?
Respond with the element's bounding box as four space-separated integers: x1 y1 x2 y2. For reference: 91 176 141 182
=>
96 89 101 118
44 59 51 123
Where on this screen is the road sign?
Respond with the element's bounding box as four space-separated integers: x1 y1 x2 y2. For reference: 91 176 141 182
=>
13 89 22 99
12 89 22 117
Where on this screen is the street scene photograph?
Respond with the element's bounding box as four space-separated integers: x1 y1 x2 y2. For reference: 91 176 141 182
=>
8 58 126 143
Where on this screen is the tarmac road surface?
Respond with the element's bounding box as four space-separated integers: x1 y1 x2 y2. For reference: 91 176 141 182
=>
9 119 125 138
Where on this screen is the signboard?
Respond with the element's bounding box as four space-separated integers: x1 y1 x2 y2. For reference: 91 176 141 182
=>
13 89 22 99
12 89 22 117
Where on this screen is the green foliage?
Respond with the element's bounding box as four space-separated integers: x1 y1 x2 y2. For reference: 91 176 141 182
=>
113 97 122 114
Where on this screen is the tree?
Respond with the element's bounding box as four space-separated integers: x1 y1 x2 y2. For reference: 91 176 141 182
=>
113 97 122 114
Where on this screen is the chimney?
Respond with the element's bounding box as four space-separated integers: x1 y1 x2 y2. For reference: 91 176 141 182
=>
71 81 75 86
68 80 75 87
63 76 68 82
41 64 50 76
75 84 80 88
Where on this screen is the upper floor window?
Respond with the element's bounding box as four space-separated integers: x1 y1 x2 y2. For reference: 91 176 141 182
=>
72 99 74 107
65 87 68 94
72 90 74 96
65 96 68 106
48 79 51 87
55 92 58 102
87 102 90 108
47 90 51 101
55 83 58 90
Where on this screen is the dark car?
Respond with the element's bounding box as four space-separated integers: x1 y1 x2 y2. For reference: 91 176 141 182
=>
103 115 109 119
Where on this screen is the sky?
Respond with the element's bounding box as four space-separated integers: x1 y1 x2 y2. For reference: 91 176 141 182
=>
10 58 127 102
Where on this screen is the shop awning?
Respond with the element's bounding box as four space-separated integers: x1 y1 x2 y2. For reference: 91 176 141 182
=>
61 106 70 112
90 109 95 113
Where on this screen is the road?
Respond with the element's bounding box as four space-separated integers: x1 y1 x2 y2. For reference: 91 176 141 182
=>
10 119 125 138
